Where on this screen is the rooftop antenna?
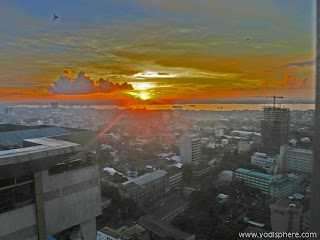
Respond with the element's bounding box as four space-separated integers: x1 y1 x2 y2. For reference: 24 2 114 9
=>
266 94 283 107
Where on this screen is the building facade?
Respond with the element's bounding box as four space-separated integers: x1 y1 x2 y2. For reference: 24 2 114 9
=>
0 124 101 240
269 177 299 199
235 168 276 195
180 134 202 163
270 198 302 232
279 146 313 173
261 107 290 156
251 152 276 167
238 139 253 153
118 170 167 207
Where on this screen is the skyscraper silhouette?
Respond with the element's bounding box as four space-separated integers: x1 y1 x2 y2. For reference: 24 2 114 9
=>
261 106 290 156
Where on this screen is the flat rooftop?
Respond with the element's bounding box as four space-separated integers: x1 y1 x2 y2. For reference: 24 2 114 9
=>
0 124 90 150
153 197 189 220
123 170 167 186
272 197 302 209
139 215 193 240
235 168 275 180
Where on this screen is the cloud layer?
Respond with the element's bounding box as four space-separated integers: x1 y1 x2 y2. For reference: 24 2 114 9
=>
48 70 133 95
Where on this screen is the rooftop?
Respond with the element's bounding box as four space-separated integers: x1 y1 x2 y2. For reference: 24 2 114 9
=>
0 126 72 149
152 197 189 220
231 130 261 136
123 170 167 186
139 215 193 240
270 177 297 188
285 147 312 155
271 197 302 209
98 224 146 239
235 168 275 180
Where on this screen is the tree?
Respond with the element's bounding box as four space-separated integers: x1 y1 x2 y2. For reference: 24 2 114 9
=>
112 172 128 183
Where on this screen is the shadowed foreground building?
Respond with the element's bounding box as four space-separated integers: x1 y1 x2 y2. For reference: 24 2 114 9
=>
0 124 101 240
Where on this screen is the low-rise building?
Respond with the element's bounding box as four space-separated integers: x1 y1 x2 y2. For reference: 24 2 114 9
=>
234 168 276 195
235 168 299 199
118 170 167 207
238 139 253 153
269 177 299 199
269 198 302 232
97 224 148 240
279 146 312 173
139 198 194 240
251 152 276 168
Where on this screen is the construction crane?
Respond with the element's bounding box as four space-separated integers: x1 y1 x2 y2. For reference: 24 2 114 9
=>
266 94 283 107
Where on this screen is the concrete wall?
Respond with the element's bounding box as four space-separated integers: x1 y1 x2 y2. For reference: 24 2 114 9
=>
0 165 102 240
0 204 38 239
42 165 102 235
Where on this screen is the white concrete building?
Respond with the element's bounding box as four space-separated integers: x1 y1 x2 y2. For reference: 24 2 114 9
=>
180 134 202 163
251 152 276 167
238 139 253 153
279 146 313 173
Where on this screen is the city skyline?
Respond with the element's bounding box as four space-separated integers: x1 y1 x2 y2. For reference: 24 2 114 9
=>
0 0 316 105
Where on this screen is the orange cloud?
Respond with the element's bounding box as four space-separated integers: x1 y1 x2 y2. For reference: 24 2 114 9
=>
283 74 298 88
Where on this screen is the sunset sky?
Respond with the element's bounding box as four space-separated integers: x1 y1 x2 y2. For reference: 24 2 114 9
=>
0 0 316 105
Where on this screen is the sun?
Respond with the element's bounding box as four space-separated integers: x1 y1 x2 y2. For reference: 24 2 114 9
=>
139 93 149 100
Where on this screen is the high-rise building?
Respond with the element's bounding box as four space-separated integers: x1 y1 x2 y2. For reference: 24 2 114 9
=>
180 134 202 163
0 124 101 240
261 107 290 156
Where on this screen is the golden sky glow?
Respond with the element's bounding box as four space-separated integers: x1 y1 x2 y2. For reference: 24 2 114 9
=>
0 0 316 104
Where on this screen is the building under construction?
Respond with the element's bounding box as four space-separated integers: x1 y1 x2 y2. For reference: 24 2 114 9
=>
261 106 290 156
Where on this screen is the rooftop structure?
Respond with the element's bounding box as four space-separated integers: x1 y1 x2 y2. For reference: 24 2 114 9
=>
0 124 101 240
131 170 167 186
